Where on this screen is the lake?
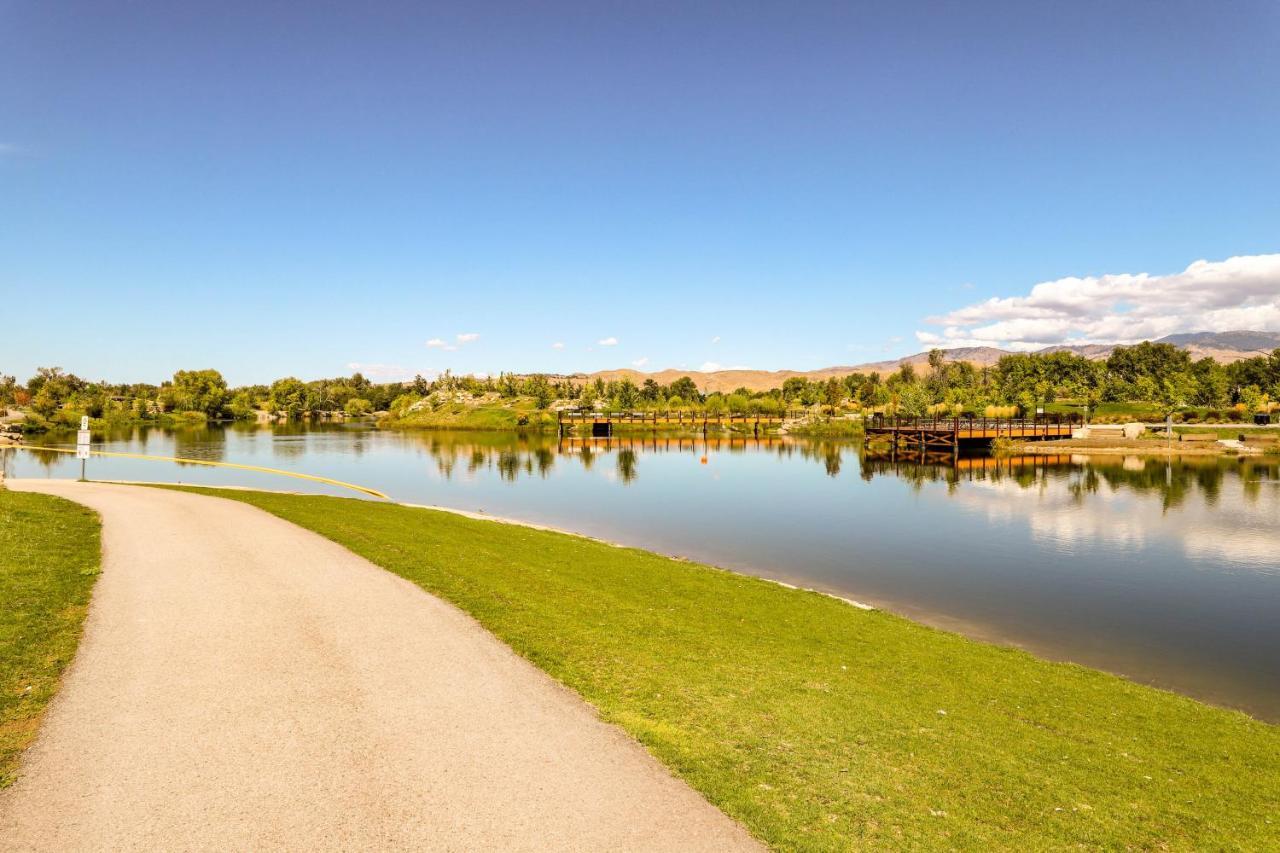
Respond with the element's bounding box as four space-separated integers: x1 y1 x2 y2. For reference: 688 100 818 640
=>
6 422 1278 721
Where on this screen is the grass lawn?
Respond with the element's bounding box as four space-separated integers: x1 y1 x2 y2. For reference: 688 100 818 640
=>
173 487 1278 850
0 489 100 788
1172 426 1280 439
380 399 558 431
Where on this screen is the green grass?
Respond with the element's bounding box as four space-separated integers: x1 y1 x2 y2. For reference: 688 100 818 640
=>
380 400 558 431
786 417 864 438
169 487 1279 850
1172 426 1280 439
0 489 100 788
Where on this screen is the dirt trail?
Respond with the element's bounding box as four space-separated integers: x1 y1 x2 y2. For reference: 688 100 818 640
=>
1 480 759 852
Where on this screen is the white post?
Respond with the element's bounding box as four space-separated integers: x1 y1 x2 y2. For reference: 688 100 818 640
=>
77 416 91 481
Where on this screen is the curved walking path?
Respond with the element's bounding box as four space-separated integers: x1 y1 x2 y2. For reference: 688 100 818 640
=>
0 480 760 852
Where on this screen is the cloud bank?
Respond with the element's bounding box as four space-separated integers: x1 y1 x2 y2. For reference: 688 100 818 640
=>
917 253 1280 350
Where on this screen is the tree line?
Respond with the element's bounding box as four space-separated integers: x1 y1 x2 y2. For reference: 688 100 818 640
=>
471 343 1280 419
4 342 1279 430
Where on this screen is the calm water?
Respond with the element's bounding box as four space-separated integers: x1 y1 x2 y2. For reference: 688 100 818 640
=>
6 422 1279 720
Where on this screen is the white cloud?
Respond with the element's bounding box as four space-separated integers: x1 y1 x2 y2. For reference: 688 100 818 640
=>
918 253 1280 350
711 335 721 344
426 332 479 350
345 362 436 381
631 357 649 367
550 341 565 350
698 361 750 372
598 336 619 346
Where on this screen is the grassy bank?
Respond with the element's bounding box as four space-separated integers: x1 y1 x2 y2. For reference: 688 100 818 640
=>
785 416 864 438
0 489 100 787
174 487 1277 850
380 401 558 432
13 409 209 434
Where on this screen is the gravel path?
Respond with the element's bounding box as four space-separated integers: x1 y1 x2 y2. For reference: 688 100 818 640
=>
0 480 760 852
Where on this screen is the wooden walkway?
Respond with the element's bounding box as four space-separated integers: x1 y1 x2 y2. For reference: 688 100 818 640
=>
557 410 803 437
864 415 1079 450
558 435 790 452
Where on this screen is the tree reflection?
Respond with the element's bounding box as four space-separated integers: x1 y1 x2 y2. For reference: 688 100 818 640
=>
616 449 638 484
859 445 1278 510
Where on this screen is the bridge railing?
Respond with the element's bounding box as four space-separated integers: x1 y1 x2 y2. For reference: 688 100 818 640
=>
866 413 1082 432
556 410 809 423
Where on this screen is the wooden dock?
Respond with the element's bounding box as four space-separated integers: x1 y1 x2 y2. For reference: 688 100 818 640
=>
864 414 1079 450
557 410 802 437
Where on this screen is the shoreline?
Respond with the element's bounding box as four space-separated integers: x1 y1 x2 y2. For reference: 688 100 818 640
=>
145 480 1273 721
1012 438 1267 457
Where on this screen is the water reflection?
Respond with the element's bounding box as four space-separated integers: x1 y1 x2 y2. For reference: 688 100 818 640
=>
6 424 1279 719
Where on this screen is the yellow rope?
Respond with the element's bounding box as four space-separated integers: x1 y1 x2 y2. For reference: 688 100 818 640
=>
3 445 389 500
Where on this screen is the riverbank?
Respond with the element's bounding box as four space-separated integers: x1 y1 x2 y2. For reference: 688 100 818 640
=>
11 410 211 435
1013 432 1278 457
169 486 1277 849
0 489 100 788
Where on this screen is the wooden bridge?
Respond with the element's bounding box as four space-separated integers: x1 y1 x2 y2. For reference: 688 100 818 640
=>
864 414 1080 450
557 410 802 437
861 446 1076 477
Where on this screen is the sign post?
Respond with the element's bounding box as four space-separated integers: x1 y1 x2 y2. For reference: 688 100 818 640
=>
76 416 91 481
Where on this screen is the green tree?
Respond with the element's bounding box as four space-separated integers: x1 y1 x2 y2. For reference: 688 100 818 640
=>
780 377 808 402
269 377 309 418
1190 358 1229 407
822 377 844 413
897 382 931 418
613 378 639 410
527 374 555 410
227 390 257 420
669 376 700 403
30 385 61 417
170 369 228 417
1157 371 1198 416
1239 385 1264 415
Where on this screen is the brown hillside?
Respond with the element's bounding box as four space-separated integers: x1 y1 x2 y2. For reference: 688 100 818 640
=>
578 331 1279 393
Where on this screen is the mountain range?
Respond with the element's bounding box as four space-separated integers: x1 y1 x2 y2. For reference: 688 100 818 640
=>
585 331 1280 393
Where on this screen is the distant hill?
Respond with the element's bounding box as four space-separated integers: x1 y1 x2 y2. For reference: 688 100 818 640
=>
581 330 1280 393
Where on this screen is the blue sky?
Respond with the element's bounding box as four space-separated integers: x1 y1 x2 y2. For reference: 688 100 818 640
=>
2 1 1278 384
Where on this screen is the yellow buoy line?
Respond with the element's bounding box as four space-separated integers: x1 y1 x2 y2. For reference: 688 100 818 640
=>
2 445 389 500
